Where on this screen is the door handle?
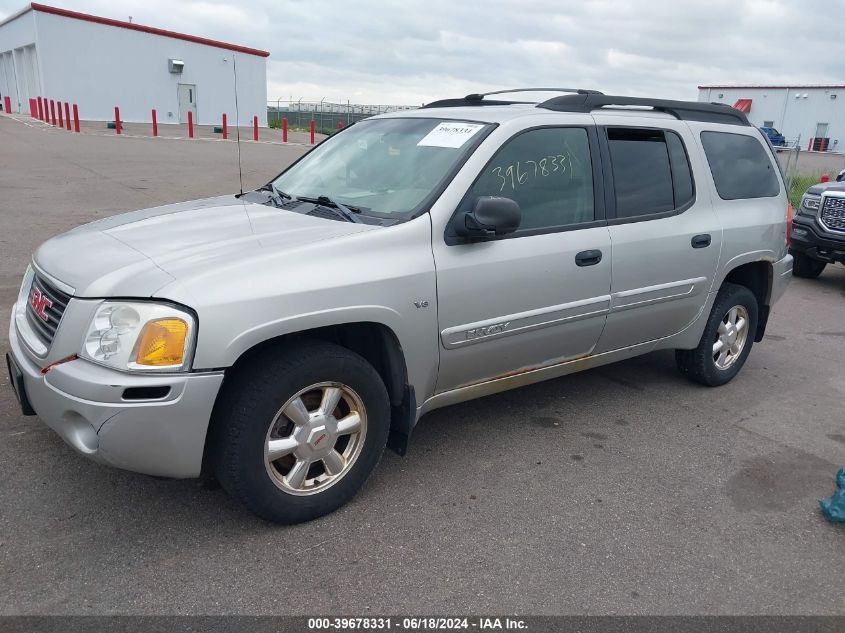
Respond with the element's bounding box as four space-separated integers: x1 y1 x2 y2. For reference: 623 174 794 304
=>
575 249 603 267
691 234 711 249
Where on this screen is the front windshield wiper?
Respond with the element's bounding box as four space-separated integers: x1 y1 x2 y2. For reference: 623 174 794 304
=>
297 195 363 223
256 183 292 206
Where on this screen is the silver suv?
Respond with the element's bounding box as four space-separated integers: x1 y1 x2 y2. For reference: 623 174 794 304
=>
6 89 793 523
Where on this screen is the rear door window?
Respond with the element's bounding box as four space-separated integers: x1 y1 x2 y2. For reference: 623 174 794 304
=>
700 131 780 200
607 128 694 219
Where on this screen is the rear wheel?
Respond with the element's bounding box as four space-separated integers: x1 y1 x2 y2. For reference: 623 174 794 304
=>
676 283 758 387
792 252 826 279
211 341 390 524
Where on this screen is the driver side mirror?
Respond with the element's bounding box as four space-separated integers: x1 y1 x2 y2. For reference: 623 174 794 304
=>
454 196 522 240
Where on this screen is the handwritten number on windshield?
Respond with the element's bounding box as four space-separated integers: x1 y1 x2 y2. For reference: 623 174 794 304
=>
491 155 570 192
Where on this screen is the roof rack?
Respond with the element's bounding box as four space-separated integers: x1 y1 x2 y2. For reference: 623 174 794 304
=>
422 87 604 109
537 94 750 125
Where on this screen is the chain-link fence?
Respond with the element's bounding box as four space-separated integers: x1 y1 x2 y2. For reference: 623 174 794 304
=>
774 136 845 207
267 100 418 135
777 142 805 207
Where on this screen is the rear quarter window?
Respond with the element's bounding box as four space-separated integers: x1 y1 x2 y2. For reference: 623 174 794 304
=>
700 131 780 200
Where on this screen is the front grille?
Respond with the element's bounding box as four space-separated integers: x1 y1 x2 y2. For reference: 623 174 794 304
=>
820 196 845 232
25 274 71 347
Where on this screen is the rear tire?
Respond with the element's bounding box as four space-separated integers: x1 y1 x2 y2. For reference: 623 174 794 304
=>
211 341 390 524
792 252 826 279
676 283 758 387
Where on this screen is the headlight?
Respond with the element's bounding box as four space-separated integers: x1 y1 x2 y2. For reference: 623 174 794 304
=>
801 194 820 215
80 301 196 372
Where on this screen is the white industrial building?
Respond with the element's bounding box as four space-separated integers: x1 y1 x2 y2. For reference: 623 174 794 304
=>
698 84 844 151
0 3 269 126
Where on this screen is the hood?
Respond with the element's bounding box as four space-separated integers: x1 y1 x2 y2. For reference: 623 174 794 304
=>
806 182 845 196
34 195 379 298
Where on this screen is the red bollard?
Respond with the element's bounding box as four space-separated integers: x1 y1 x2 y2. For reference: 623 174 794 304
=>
187 111 193 138
222 113 228 140
29 98 36 118
57 101 63 127
821 174 830 183
282 117 288 143
3 96 11 114
253 115 258 141
152 109 158 137
50 100 57 125
114 106 121 134
37 97 43 120
64 102 71 130
73 104 80 133
310 119 315 145
337 120 344 130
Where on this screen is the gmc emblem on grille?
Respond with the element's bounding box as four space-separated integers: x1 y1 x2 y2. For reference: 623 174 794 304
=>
29 287 53 323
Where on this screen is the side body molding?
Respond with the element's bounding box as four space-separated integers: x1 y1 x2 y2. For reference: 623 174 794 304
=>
440 295 611 349
610 276 708 312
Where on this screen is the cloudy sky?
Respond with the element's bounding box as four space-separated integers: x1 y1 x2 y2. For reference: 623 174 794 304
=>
1 0 842 106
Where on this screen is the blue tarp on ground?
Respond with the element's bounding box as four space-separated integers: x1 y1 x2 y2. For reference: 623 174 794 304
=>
819 468 845 523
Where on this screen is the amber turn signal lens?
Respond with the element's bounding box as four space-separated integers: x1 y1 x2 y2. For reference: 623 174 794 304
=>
134 318 188 366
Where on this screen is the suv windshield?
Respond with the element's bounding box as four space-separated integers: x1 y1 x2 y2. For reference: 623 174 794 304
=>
271 117 491 219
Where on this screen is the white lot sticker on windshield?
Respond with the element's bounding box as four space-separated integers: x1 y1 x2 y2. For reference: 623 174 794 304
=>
418 122 485 148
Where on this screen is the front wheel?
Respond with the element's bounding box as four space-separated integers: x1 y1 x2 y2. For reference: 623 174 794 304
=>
675 283 758 387
791 252 826 279
211 341 390 524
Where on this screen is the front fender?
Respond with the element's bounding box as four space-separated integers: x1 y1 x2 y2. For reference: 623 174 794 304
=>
197 298 439 405
153 216 440 407
226 305 405 365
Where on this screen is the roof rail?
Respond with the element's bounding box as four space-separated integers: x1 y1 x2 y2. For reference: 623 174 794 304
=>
537 94 750 125
423 87 604 109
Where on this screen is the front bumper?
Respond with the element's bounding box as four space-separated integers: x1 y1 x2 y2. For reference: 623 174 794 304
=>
8 311 224 478
790 215 845 264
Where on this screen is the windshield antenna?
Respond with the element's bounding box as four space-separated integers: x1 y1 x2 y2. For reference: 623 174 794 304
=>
231 54 244 195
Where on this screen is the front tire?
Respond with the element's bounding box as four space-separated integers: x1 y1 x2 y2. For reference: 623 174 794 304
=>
791 252 826 279
211 341 390 524
676 283 758 387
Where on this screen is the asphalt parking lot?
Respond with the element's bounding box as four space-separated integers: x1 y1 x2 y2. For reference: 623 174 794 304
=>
1 115 844 616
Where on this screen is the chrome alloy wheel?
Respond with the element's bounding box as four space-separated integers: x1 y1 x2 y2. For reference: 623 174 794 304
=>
264 382 367 496
712 305 749 370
